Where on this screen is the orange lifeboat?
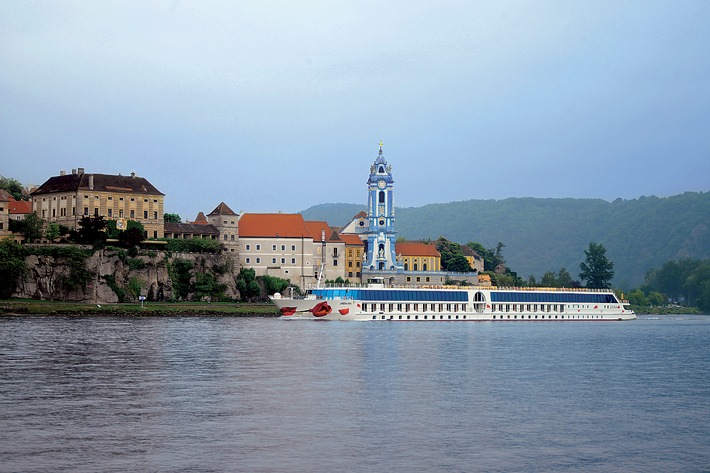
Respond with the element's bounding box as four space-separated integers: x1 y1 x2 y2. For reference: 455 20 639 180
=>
280 307 297 316
310 301 332 317
338 308 350 315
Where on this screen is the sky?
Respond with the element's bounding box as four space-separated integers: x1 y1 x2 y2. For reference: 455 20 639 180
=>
2 0 709 221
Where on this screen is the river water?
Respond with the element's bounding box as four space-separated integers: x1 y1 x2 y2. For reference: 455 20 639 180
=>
1 315 708 472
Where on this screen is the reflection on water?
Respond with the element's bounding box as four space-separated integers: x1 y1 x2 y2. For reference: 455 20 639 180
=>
1 316 709 472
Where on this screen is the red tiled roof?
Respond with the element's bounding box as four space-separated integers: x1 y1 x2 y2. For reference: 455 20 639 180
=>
305 221 332 242
8 199 32 215
0 190 13 202
353 211 367 219
238 213 312 238
396 242 441 257
339 233 364 246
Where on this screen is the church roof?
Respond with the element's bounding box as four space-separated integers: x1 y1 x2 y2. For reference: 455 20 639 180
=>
238 213 311 238
32 172 163 196
207 202 238 216
396 242 441 257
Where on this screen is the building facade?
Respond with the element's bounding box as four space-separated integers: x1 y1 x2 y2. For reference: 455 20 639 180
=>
31 168 165 238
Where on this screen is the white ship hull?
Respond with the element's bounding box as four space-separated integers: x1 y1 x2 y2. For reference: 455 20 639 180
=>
270 286 636 321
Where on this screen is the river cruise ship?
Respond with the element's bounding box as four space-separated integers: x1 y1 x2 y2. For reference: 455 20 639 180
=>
269 280 636 322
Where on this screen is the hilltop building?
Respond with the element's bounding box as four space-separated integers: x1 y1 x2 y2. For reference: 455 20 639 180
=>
30 168 165 238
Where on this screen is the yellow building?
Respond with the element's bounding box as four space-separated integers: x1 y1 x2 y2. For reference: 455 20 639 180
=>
31 168 165 238
395 241 441 272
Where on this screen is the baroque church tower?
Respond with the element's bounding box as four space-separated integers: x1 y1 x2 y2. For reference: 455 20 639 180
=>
364 142 403 272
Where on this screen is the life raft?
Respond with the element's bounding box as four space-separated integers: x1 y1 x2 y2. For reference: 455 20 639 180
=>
280 307 297 316
338 308 350 315
310 301 332 317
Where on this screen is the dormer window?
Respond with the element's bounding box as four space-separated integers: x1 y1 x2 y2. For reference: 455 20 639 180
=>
379 166 385 173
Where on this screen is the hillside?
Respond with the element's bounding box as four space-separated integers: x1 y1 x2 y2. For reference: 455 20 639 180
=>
301 192 710 288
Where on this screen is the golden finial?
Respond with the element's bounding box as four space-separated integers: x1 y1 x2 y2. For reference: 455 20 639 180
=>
379 140 383 150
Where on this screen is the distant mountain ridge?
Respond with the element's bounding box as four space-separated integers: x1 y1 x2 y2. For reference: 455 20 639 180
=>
301 192 710 288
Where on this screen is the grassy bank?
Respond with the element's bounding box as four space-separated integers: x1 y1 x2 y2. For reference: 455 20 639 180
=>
0 299 280 317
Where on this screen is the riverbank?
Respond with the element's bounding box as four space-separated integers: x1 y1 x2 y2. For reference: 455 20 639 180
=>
0 299 280 317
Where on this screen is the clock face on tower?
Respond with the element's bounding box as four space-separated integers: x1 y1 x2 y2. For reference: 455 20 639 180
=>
377 179 386 189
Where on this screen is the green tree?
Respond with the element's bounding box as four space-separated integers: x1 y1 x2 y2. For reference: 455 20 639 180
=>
44 223 61 242
436 237 473 272
164 213 181 223
72 215 108 246
541 271 557 287
0 176 26 200
648 291 665 306
236 267 261 301
14 212 45 242
627 289 649 306
0 238 28 298
557 268 574 287
579 242 615 288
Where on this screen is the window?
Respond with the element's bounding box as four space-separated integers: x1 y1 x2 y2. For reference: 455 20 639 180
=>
272 258 277 264
333 259 338 266
281 258 285 264
84 207 89 215
224 235 228 241
119 209 124 217
130 198 135 202
144 211 148 219
245 258 250 264
281 245 285 251
94 208 99 216
144 199 148 202
256 244 261 250
256 258 261 264
292 258 296 264
379 191 385 203
291 245 296 251
153 212 158 220
130 210 135 218
245 244 250 250
272 245 277 250
108 196 113 200
231 235 235 241
119 197 124 201
108 209 112 217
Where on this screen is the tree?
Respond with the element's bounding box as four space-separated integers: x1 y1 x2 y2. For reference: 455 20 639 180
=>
164 213 181 223
72 215 108 246
557 268 574 287
436 237 473 272
44 223 61 242
0 176 26 200
0 238 28 298
19 212 45 243
579 242 615 288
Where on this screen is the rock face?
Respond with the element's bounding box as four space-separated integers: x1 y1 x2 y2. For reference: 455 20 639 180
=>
14 248 239 303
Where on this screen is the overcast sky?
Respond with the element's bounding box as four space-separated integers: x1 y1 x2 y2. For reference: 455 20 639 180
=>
2 1 709 221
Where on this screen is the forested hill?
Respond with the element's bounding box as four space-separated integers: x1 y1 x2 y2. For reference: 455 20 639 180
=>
301 192 710 289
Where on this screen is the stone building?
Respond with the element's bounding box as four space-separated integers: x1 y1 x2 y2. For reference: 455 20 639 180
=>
31 168 165 238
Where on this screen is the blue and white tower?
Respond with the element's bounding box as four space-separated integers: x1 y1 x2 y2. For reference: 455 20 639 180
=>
364 142 403 272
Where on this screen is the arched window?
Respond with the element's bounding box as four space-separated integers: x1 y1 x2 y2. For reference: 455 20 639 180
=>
379 191 385 203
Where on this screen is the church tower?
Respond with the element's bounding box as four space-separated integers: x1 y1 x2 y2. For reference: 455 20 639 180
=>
364 142 403 272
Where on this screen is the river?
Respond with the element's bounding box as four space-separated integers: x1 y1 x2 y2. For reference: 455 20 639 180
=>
1 315 708 472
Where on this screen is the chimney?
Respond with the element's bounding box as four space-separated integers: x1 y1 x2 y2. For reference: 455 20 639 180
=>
59 170 66 176
88 174 94 190
71 169 77 175
131 172 136 178
78 167 85 174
